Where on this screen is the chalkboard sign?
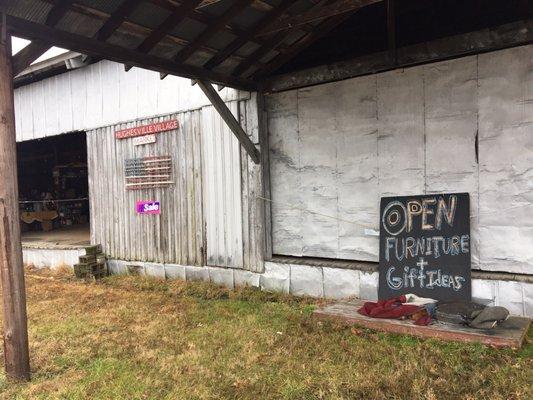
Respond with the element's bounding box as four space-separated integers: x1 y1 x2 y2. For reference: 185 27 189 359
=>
379 193 471 301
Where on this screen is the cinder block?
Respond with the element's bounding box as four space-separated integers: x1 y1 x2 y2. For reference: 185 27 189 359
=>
359 271 378 300
234 270 260 288
185 266 210 282
260 262 290 294
323 267 360 299
107 259 128 275
164 264 186 281
290 264 323 298
144 263 165 280
208 267 234 289
126 263 145 276
497 281 525 316
524 283 533 318
472 279 496 306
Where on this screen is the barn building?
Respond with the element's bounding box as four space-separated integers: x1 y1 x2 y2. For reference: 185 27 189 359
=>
3 0 532 318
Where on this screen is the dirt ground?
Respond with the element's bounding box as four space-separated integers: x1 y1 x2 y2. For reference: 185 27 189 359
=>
0 268 531 400
21 224 90 249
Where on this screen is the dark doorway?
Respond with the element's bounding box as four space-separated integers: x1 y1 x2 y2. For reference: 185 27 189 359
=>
17 131 90 248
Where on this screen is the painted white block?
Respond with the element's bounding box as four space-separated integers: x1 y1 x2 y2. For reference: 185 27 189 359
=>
524 283 533 318
234 269 260 288
185 266 210 282
107 259 128 275
23 248 84 269
126 263 145 276
290 264 324 297
164 264 186 281
208 267 235 288
497 281 526 316
360 271 379 301
260 262 290 293
144 263 165 280
471 279 496 306
323 267 360 299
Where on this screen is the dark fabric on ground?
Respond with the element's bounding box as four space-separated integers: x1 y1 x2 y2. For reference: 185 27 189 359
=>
468 306 510 329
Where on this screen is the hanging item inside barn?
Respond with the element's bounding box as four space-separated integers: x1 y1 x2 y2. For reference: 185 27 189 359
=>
125 156 173 190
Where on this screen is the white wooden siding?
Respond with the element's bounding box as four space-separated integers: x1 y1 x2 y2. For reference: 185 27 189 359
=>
87 112 205 265
14 59 248 142
201 104 244 268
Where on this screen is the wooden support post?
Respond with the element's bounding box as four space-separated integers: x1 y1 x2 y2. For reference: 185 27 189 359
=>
386 0 397 65
257 92 272 260
197 79 261 164
0 23 31 381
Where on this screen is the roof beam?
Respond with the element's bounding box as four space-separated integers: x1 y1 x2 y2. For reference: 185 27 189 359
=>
229 0 332 77
137 0 203 54
11 0 73 76
258 0 382 36
265 19 533 92
148 0 270 48
95 0 141 42
203 0 293 70
5 14 256 91
12 41 50 76
253 10 358 78
197 79 260 164
173 0 253 64
386 0 397 64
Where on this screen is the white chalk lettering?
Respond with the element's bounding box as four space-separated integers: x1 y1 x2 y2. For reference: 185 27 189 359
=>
385 257 465 292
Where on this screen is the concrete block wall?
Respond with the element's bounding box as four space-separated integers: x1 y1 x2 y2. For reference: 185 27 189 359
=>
23 248 86 269
106 259 531 317
22 249 533 317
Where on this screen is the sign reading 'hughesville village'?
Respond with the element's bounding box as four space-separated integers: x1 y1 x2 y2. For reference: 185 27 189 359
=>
115 119 179 139
378 193 471 302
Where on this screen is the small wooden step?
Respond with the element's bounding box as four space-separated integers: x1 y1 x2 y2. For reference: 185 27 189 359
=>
313 299 531 348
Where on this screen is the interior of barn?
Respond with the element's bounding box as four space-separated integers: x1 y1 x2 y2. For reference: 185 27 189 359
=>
17 131 90 248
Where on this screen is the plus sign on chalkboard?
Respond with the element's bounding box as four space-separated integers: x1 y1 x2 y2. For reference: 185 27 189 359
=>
378 193 471 302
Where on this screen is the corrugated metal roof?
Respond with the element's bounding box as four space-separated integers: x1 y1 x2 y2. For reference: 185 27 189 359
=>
1 0 385 89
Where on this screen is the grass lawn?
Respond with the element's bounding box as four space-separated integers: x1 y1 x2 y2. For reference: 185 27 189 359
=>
0 268 531 400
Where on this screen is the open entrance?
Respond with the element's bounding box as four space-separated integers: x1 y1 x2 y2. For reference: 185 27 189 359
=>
17 132 90 249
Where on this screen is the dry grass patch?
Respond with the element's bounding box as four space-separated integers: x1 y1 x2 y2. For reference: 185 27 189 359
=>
0 268 531 399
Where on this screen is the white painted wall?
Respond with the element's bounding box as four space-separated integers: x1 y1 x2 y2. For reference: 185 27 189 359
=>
14 59 248 142
267 45 533 275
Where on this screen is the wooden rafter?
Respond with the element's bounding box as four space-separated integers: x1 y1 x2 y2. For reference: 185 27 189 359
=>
173 0 253 64
229 0 332 77
137 0 203 54
254 11 356 79
11 41 50 76
197 79 260 164
387 0 397 64
5 14 256 91
258 0 382 36
148 0 271 48
203 0 294 70
95 0 141 42
11 0 73 76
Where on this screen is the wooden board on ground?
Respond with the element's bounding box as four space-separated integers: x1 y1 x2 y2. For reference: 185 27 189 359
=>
313 299 530 348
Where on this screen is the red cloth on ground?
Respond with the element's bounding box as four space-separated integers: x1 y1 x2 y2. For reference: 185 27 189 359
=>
357 295 422 319
413 314 432 326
